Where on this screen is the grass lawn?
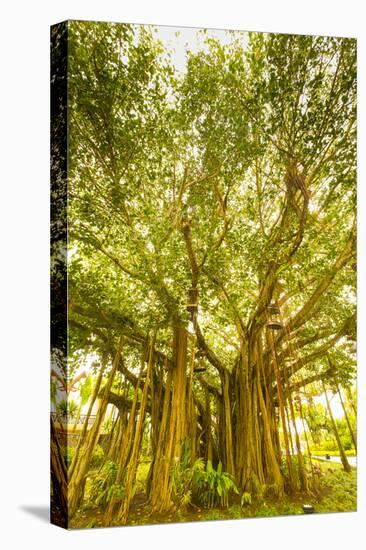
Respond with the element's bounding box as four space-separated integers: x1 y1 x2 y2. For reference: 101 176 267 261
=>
309 450 356 457
128 460 357 525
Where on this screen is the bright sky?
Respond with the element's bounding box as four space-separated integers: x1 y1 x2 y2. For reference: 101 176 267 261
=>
314 392 343 419
154 24 248 74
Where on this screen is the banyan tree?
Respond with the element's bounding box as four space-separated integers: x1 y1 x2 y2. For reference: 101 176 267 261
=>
50 21 357 527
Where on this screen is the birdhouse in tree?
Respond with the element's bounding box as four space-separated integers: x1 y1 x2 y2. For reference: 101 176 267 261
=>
187 287 198 313
266 303 283 330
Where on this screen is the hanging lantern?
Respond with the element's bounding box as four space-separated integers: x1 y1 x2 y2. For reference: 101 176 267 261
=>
266 303 283 330
294 395 302 408
187 287 198 313
194 362 207 374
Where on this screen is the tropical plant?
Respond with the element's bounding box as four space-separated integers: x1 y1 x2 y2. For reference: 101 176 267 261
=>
56 398 78 419
241 492 252 506
171 442 205 507
195 461 239 509
89 460 123 508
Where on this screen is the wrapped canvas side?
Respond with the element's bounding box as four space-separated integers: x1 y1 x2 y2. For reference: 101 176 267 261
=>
50 21 69 529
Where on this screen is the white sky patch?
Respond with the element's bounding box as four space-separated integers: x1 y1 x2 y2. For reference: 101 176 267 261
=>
154 25 248 74
314 392 343 419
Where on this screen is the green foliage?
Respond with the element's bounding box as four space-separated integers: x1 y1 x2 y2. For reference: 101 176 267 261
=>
102 417 113 434
305 403 356 452
335 417 356 451
310 449 355 457
317 463 356 513
241 492 252 506
204 510 223 521
136 461 151 492
90 444 105 469
195 461 239 509
79 374 93 406
89 460 123 508
171 442 205 508
56 398 78 419
280 455 302 488
255 501 302 518
67 21 356 404
229 504 243 519
303 402 330 445
171 443 238 510
64 446 75 468
64 23 357 525
322 440 340 452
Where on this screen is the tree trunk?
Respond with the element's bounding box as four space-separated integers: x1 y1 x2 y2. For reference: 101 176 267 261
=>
69 351 108 479
68 337 124 517
337 383 357 451
322 381 351 473
117 335 156 524
268 329 296 490
149 325 188 513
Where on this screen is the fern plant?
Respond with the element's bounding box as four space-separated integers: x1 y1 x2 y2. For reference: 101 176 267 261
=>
89 460 125 508
171 442 204 508
171 442 238 510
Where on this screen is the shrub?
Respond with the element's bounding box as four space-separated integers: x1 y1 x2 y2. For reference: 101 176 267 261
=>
241 492 252 506
171 453 205 508
171 454 238 509
280 455 301 488
323 440 338 452
171 441 238 510
195 461 239 509
205 510 223 521
64 446 74 468
230 504 243 519
90 444 105 469
88 460 123 508
309 449 356 457
102 417 113 434
56 399 78 419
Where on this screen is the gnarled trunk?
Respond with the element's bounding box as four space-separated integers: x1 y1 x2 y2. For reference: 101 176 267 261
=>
149 325 189 513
